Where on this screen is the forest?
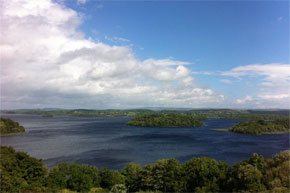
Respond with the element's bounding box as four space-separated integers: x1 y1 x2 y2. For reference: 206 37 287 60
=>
1 146 289 193
126 114 204 127
229 119 290 134
0 118 25 136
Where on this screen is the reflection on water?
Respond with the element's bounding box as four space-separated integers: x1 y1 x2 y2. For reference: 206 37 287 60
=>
1 114 289 170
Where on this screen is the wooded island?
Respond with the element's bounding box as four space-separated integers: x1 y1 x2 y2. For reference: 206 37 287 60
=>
127 114 204 127
227 119 290 134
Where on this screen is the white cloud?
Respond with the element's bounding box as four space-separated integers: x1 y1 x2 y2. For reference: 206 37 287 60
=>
223 63 290 107
1 0 224 109
258 94 290 100
77 0 87 5
236 96 253 104
220 79 232 84
222 63 290 89
143 58 191 66
105 35 130 43
141 62 191 82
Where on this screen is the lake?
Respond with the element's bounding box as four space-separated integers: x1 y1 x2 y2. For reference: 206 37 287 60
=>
1 114 289 170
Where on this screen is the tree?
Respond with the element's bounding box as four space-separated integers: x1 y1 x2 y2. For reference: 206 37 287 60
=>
264 150 290 191
47 162 100 192
46 166 67 191
121 162 142 192
0 146 47 192
248 153 266 173
110 184 127 193
99 169 125 190
66 163 100 192
227 163 266 192
183 157 228 192
140 158 184 192
89 187 107 193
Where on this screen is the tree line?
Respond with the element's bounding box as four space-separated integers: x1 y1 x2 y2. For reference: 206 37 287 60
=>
2 109 288 121
1 146 289 193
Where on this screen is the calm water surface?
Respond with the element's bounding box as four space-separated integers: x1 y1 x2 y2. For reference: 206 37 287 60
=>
1 114 289 170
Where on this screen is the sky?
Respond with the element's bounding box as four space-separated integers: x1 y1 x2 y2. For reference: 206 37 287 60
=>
1 0 289 109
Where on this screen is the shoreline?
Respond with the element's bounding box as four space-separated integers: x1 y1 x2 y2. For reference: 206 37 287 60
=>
212 128 290 135
0 131 25 137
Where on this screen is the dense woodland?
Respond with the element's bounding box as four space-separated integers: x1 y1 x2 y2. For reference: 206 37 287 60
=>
127 114 204 127
0 118 25 136
229 119 290 134
1 146 289 193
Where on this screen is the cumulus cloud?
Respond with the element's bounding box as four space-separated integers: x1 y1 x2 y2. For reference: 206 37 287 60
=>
141 59 191 82
236 96 253 104
223 63 290 107
0 0 224 109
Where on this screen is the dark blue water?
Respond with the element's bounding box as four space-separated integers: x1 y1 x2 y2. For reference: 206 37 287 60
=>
1 114 289 170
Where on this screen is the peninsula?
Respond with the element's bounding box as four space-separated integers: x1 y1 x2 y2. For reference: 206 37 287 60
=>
0 118 25 136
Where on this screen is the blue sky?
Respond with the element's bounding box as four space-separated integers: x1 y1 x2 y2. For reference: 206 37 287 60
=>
71 1 289 65
69 0 290 107
1 0 289 109
76 2 286 82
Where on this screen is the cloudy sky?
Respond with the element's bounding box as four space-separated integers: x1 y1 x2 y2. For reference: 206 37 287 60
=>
1 0 289 109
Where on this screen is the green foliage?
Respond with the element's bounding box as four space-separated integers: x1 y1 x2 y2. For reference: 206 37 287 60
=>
1 146 289 193
58 189 78 193
229 119 290 134
183 157 228 192
235 164 265 192
46 166 67 191
0 146 47 192
226 152 289 193
47 162 101 192
127 114 204 127
89 187 107 193
139 158 184 192
0 118 25 135
99 169 125 190
121 162 142 192
110 184 127 193
264 150 290 191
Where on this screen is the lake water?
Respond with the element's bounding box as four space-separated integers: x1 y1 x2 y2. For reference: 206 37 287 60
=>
1 114 289 170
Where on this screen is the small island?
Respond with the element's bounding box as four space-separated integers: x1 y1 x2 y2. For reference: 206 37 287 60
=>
127 114 204 127
0 118 26 136
221 119 290 135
